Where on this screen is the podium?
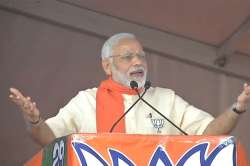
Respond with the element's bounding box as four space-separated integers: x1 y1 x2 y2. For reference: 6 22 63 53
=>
24 134 249 166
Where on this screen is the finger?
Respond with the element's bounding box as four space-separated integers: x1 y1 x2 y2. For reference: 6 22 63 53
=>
11 94 26 104
9 94 20 103
29 102 36 111
9 90 18 99
23 102 30 109
26 96 31 101
25 103 39 117
25 97 36 109
245 89 250 96
242 83 249 95
244 83 250 90
10 87 21 95
9 88 26 100
9 94 23 105
15 97 31 109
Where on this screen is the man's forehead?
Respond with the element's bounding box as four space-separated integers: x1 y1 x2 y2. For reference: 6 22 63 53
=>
112 38 143 55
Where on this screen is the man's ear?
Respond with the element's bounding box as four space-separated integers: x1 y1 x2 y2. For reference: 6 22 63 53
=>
102 59 112 75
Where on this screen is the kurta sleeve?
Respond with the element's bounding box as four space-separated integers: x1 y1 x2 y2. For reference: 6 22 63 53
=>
173 95 214 135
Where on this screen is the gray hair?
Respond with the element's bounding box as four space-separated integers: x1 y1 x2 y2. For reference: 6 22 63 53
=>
101 33 136 60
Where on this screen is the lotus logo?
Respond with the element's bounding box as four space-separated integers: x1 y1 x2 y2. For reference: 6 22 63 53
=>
72 137 236 166
151 118 165 133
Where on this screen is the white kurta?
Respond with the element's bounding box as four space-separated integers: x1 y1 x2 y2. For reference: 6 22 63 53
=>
45 87 214 138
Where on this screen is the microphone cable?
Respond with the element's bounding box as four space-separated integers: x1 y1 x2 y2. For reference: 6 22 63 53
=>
109 81 149 132
132 80 188 135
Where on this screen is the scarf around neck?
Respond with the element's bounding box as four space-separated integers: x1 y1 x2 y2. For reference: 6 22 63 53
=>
96 77 139 133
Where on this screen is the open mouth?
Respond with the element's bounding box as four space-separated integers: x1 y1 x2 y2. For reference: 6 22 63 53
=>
129 69 144 77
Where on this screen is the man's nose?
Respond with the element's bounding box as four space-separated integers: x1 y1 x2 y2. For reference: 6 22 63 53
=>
131 54 145 65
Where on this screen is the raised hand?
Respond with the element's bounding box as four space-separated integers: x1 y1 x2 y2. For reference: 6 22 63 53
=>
9 87 40 124
237 83 250 111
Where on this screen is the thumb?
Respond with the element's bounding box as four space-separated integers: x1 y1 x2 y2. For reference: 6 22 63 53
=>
244 83 248 90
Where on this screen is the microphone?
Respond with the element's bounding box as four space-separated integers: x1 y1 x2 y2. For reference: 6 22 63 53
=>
130 80 138 89
109 81 149 132
133 81 188 135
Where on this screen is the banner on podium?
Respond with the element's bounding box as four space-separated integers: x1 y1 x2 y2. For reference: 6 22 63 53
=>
25 134 249 166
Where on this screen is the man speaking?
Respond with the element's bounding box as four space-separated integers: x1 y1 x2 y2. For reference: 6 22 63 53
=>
9 33 250 146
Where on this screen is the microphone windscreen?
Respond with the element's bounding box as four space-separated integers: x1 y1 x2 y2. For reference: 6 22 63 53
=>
144 81 151 89
130 81 138 89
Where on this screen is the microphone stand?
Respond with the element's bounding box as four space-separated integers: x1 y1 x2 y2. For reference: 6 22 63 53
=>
109 87 148 133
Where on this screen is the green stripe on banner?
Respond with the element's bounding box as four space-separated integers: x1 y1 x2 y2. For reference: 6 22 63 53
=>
42 136 67 166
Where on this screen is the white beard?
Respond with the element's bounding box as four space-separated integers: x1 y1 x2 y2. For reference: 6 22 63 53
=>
111 65 147 88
